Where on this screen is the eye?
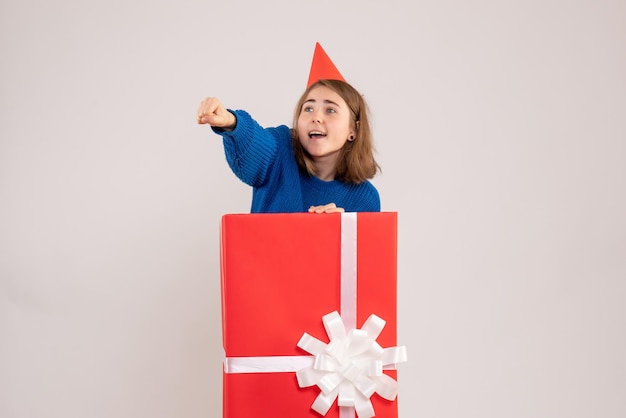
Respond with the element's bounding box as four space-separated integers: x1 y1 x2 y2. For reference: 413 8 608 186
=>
326 107 337 114
302 106 313 113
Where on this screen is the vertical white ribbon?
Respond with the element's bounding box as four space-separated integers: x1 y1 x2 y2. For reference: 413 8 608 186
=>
340 212 358 332
340 405 355 418
340 212 358 418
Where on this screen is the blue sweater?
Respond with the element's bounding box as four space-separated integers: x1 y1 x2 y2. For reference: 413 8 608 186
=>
213 110 380 213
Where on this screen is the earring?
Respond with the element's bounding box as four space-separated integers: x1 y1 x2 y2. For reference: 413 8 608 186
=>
349 135 355 141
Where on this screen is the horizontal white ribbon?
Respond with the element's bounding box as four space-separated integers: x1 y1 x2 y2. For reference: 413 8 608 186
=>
224 355 314 374
223 354 401 374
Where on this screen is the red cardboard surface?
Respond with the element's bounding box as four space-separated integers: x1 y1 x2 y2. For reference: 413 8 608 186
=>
220 212 398 417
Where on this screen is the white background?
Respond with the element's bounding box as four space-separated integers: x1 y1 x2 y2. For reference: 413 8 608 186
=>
1 1 625 417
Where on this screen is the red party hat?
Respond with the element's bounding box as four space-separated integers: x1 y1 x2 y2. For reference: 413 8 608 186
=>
306 42 345 88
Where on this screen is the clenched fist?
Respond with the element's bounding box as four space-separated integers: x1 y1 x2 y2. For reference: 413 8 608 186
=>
197 97 236 129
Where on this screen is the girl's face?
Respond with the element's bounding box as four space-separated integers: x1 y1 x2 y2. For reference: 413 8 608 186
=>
296 85 355 166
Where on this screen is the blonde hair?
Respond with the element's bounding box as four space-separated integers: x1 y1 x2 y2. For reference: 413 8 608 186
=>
291 79 380 184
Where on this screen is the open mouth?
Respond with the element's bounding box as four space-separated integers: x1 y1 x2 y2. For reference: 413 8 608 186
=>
309 130 327 139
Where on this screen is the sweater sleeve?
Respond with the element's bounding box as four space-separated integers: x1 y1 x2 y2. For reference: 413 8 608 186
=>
344 181 381 212
212 110 283 188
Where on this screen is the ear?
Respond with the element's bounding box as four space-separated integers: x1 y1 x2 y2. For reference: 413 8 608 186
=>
349 120 359 141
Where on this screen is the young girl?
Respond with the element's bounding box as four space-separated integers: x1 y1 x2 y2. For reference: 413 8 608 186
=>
197 44 380 213
197 78 380 214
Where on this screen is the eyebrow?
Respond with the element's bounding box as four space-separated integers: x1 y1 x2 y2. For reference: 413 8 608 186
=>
303 98 341 107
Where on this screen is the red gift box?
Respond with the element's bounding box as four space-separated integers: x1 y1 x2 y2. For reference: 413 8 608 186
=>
220 212 404 418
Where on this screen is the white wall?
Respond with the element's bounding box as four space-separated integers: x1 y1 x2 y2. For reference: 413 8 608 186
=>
1 1 625 417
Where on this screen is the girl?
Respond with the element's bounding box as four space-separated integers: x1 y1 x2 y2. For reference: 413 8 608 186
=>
197 78 380 213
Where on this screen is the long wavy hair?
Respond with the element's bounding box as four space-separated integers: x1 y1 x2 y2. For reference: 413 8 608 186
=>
291 79 380 184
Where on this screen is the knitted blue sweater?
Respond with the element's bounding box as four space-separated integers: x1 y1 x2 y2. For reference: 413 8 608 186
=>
213 110 380 213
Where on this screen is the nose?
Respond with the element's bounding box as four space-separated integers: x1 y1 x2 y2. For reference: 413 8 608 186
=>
312 109 323 124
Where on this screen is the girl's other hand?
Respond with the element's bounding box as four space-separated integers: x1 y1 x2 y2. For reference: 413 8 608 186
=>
197 97 236 129
308 203 345 214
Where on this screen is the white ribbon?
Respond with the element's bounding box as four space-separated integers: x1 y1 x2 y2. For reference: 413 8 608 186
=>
223 355 314 374
223 212 407 417
341 212 358 332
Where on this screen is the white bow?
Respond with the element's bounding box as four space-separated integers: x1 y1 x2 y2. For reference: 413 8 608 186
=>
296 311 408 418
